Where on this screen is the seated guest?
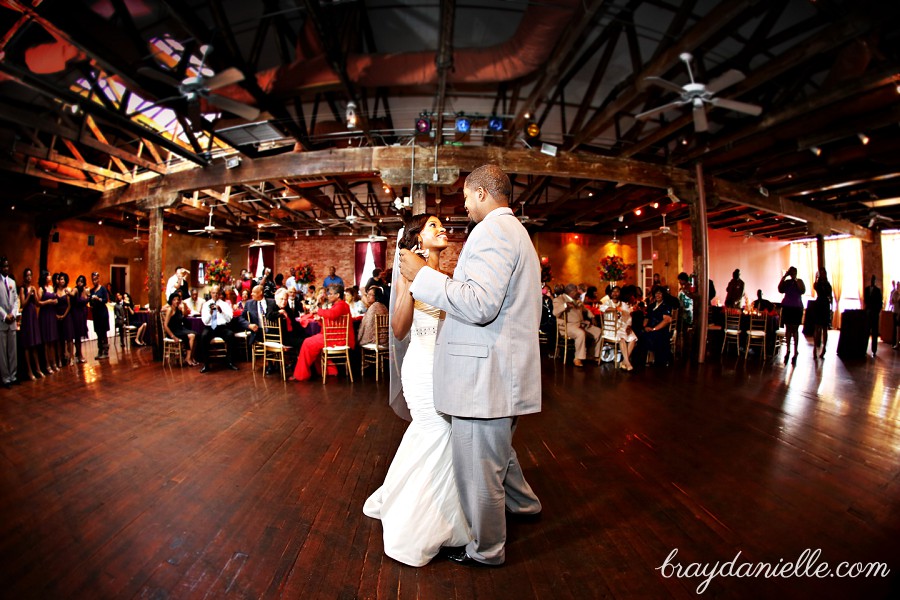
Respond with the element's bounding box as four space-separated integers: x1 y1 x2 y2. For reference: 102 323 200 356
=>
602 285 638 371
552 283 602 367
113 292 127 348
183 289 202 316
162 292 199 366
637 289 673 367
274 287 300 346
235 288 249 316
752 289 774 313
346 286 366 318
364 268 385 293
197 285 240 373
290 284 354 381
123 292 147 345
357 286 388 346
241 285 277 346
303 285 317 313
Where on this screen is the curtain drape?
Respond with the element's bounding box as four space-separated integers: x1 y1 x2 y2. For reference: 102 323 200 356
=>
248 247 274 279
790 237 862 328
882 232 900 291
354 240 386 288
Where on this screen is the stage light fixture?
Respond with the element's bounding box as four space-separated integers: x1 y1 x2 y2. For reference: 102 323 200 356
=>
634 208 642 216
455 116 471 134
810 146 822 156
488 116 503 132
526 122 541 138
858 132 870 145
415 116 431 134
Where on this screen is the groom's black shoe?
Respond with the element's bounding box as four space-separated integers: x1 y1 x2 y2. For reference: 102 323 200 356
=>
440 547 500 568
505 509 542 523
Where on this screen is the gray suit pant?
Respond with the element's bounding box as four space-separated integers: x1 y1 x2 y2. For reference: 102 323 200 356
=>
0 329 16 384
450 416 541 565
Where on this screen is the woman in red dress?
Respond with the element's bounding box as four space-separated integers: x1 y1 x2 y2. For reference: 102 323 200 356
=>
290 284 354 381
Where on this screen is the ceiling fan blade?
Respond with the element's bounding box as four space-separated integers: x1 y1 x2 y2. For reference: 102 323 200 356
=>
137 66 180 88
206 94 260 121
206 67 245 91
706 69 745 93
692 104 709 132
710 97 763 116
644 76 685 95
635 100 687 121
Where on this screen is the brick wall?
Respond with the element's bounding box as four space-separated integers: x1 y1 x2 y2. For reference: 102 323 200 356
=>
272 233 465 288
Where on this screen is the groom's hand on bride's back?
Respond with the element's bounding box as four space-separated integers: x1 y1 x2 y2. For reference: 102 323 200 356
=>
398 249 426 281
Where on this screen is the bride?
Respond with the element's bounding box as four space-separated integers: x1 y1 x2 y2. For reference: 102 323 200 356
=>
363 214 471 567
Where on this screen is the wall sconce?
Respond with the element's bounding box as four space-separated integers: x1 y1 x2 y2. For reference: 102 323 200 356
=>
345 101 358 129
455 115 471 134
415 116 431 134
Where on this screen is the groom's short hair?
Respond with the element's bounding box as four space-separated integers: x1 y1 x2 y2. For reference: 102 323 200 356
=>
466 164 511 203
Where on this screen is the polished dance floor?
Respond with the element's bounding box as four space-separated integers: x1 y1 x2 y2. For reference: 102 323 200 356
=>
0 336 897 599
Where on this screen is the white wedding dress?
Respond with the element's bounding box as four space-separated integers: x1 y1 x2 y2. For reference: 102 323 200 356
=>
363 301 471 567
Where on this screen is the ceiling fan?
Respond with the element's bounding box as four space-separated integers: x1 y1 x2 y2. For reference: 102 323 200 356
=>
635 53 763 132
242 229 275 248
611 229 620 244
189 206 231 235
123 220 149 244
319 204 375 228
517 204 547 226
867 211 894 228
652 213 678 237
138 44 260 122
730 231 760 243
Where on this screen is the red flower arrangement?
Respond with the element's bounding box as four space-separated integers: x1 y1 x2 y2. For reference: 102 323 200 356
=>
206 258 232 287
294 263 315 284
598 255 631 283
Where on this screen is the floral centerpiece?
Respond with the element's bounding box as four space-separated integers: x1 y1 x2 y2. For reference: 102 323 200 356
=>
206 258 232 287
295 263 316 284
598 255 631 283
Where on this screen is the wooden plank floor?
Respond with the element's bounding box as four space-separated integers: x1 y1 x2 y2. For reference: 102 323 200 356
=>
1 338 898 599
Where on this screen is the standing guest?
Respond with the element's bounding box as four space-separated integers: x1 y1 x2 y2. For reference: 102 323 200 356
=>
89 271 111 359
676 272 694 328
165 267 188 299
290 284 352 381
323 266 344 288
235 288 249 316
70 275 89 363
890 280 900 349
778 266 805 365
346 286 366 317
863 275 883 358
260 268 276 299
284 267 298 294
812 268 833 358
274 273 285 291
0 256 19 388
397 164 542 567
114 292 126 348
18 268 44 379
724 269 745 308
364 268 384 293
197 285 239 373
38 271 60 371
55 272 75 365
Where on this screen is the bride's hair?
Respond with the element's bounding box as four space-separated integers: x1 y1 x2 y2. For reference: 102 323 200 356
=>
398 213 437 250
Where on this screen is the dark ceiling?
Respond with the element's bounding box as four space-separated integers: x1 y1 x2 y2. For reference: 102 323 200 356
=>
1 0 899 243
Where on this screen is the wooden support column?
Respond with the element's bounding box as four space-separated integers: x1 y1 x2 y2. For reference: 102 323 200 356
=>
147 206 165 361
412 183 428 215
689 163 709 363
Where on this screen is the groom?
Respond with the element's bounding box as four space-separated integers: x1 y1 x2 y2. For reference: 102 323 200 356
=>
399 164 542 566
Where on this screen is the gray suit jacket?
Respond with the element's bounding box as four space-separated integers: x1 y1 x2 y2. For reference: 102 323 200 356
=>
409 207 541 418
0 276 19 331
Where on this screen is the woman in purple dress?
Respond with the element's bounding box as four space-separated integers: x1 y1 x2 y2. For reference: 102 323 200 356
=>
17 267 44 380
38 270 60 373
70 275 89 363
55 272 75 366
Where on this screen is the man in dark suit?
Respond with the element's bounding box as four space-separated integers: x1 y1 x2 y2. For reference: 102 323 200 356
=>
863 275 883 357
242 285 277 346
